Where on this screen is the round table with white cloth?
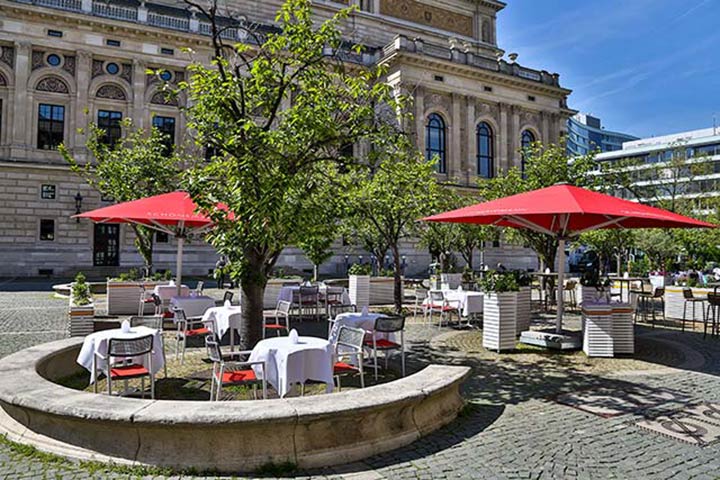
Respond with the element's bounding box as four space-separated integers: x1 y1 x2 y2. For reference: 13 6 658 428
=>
424 289 484 317
76 326 164 383
330 312 395 344
202 305 243 350
169 295 216 318
248 336 334 398
154 284 189 301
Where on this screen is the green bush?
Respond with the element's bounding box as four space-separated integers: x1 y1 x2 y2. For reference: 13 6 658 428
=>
348 263 372 276
71 272 92 306
478 270 519 293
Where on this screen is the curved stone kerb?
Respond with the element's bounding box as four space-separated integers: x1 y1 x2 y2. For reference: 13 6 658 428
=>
0 337 470 472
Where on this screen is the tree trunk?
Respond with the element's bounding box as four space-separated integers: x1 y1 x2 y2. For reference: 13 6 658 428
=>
239 266 266 349
391 244 403 314
133 225 154 275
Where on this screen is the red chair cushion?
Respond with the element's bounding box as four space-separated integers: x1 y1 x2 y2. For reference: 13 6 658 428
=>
333 361 358 373
364 338 400 349
142 298 155 303
186 327 210 337
264 324 286 330
222 369 257 383
163 311 174 319
110 364 149 378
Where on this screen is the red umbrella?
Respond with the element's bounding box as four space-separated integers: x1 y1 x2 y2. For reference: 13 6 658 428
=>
424 183 715 333
75 191 225 295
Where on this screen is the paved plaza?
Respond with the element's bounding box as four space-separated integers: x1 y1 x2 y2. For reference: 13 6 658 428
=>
1 280 720 479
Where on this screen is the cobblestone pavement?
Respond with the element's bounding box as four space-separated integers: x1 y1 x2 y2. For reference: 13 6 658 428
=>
1 280 720 479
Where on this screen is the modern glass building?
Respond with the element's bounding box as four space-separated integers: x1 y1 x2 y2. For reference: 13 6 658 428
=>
567 113 638 156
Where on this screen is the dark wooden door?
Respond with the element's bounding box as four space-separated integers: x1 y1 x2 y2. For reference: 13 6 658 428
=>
93 224 120 266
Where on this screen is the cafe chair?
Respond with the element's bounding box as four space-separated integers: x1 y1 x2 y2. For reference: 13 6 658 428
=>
364 315 405 380
205 335 267 401
138 287 162 316
222 290 234 305
95 334 155 399
129 316 167 377
173 307 214 364
327 303 357 336
195 281 204 295
324 286 346 319
682 288 707 332
298 285 320 321
332 326 366 391
263 300 291 338
426 290 460 327
705 292 720 338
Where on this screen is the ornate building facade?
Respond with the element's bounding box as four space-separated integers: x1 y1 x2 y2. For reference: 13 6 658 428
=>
0 0 574 278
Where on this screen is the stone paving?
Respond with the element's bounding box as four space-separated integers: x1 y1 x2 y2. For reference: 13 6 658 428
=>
1 279 720 479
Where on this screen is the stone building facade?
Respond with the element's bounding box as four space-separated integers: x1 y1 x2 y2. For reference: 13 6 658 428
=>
0 0 574 278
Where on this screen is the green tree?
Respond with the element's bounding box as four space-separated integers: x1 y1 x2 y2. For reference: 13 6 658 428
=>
578 229 636 275
347 135 441 313
179 0 396 346
61 120 183 273
477 141 598 271
418 187 460 271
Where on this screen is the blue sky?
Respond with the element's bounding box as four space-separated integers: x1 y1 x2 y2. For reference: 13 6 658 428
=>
496 0 720 138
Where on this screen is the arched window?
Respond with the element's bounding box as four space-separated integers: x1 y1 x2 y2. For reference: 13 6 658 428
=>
520 129 536 176
426 113 446 173
476 122 494 178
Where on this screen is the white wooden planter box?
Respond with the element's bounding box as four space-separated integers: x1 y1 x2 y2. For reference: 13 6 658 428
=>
369 277 403 305
349 275 370 308
582 303 613 357
68 300 95 337
516 286 532 334
482 292 517 353
612 303 635 355
107 281 166 316
579 285 608 307
440 273 463 289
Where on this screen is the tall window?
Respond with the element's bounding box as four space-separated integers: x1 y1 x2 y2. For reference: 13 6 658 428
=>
520 129 536 176
152 116 175 156
97 110 122 147
426 113 446 174
37 104 65 150
476 122 494 178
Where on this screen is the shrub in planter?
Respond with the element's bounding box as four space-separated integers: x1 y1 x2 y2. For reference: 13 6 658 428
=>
479 271 519 352
68 272 94 337
580 270 610 305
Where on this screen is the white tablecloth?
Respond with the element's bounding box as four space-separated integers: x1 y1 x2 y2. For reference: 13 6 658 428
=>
154 284 189 301
330 312 394 344
169 295 215 318
248 336 333 398
277 285 351 305
424 290 483 317
202 305 242 339
76 326 164 383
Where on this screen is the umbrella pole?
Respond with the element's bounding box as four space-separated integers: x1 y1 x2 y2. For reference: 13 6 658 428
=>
556 239 566 334
176 236 184 297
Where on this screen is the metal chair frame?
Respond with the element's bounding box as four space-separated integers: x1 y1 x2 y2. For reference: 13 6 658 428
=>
173 307 215 364
365 315 405 380
263 300 291 338
205 335 267 401
333 326 365 391
129 316 167 377
426 290 460 327
94 334 155 399
682 288 707 332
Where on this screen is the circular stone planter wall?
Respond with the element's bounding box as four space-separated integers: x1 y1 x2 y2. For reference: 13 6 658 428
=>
0 338 469 473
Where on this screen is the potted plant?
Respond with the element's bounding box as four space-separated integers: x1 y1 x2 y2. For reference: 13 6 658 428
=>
579 269 611 306
68 272 95 337
106 268 172 315
348 263 371 308
512 270 532 334
479 271 519 352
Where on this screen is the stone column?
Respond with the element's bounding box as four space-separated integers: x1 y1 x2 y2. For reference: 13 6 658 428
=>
414 85 425 156
11 41 31 158
541 111 550 145
466 96 475 185
498 102 508 173
132 59 146 129
74 51 92 160
372 0 380 14
450 93 461 179
510 105 520 169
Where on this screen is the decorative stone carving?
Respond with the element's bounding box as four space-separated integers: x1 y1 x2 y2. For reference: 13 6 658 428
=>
380 0 473 37
35 76 69 94
0 46 14 69
426 92 450 112
120 63 132 83
0 73 6 87
521 111 539 125
477 102 499 118
150 91 178 106
91 59 105 79
96 84 127 101
63 55 76 76
31 51 45 71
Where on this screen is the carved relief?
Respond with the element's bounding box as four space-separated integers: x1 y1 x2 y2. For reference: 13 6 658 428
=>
0 46 14 69
380 0 473 37
0 73 6 87
476 102 499 118
150 91 178 106
426 92 451 112
91 60 105 79
63 55 76 76
96 84 127 101
35 76 69 94
31 51 45 71
521 111 539 125
120 63 132 83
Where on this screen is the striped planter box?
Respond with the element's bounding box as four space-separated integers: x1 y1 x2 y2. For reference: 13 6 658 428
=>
370 277 403 305
67 301 95 337
612 304 635 355
579 285 608 307
516 286 532 334
482 292 517 353
582 303 614 357
107 281 166 315
349 275 370 308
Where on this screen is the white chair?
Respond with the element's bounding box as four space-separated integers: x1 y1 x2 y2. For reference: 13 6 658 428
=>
173 307 215 364
324 286 346 319
413 288 428 320
205 335 267 401
94 334 155 399
425 290 460 327
263 300 291 338
195 280 204 295
364 315 405 380
327 303 357 336
332 326 366 391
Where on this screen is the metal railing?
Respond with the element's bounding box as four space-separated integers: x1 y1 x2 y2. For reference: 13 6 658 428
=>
148 12 190 32
92 1 138 21
34 0 81 11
